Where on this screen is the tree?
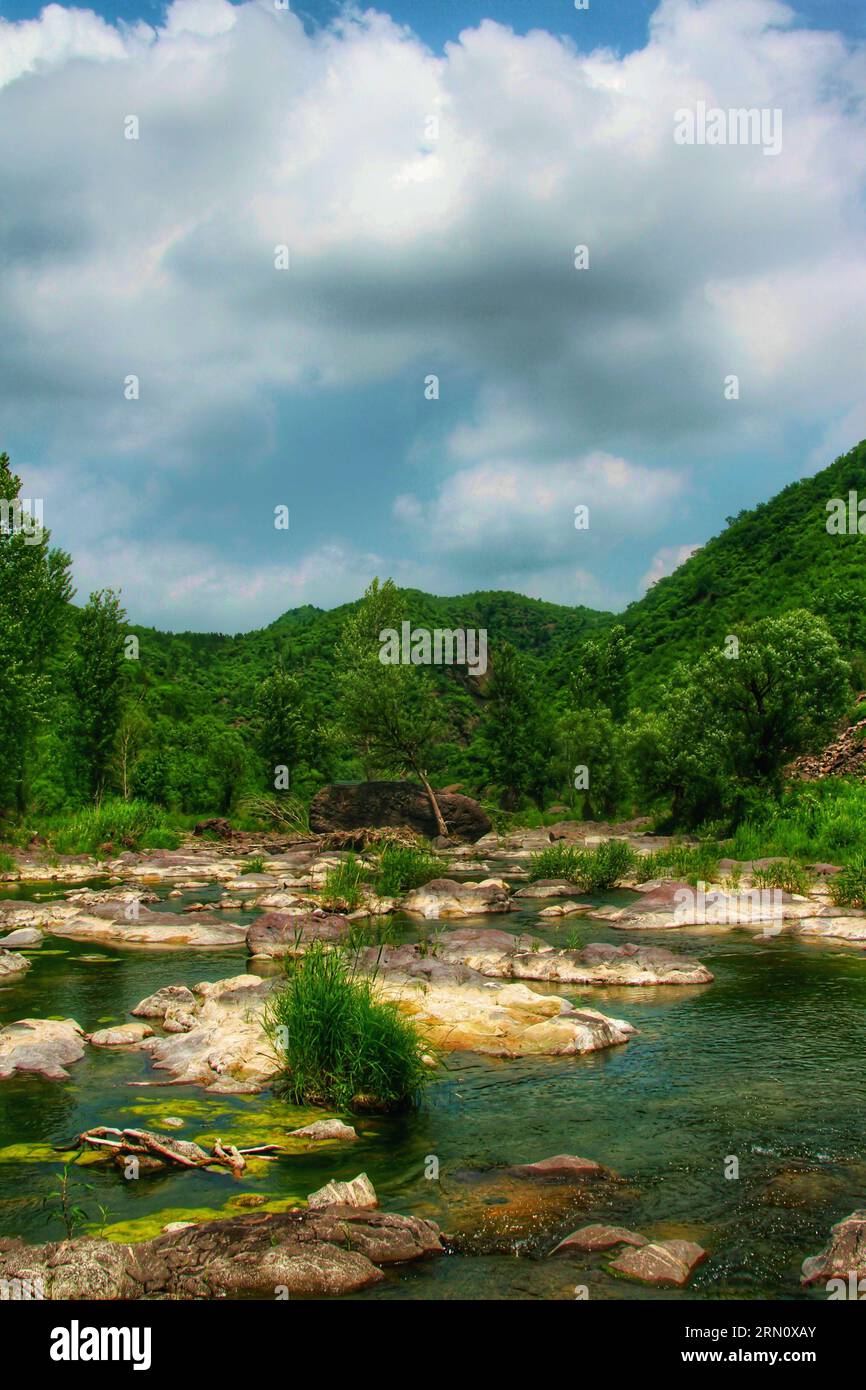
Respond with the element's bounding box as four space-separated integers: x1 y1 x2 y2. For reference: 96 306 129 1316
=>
256 668 307 792
480 642 554 809
335 578 449 835
634 611 850 825
0 453 73 814
556 704 629 819
69 589 127 801
571 624 633 720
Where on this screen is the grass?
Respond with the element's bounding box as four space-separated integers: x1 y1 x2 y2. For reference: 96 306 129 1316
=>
371 844 440 897
752 860 814 895
730 780 866 864
635 841 722 886
264 942 431 1111
319 855 370 911
829 854 866 908
243 856 266 874
39 800 178 855
528 839 637 891
0 851 16 873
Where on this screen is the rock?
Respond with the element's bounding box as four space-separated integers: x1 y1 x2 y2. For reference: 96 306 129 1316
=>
140 975 277 1091
193 818 234 839
551 1223 647 1254
401 878 512 918
0 1206 442 1299
801 1210 866 1285
609 1239 706 1286
50 906 247 949
537 902 588 918
307 1173 378 1210
132 985 197 1019
599 881 812 931
162 1221 197 1233
0 928 43 948
289 1119 358 1142
309 781 491 842
514 879 584 898
161 1117 185 1129
0 949 31 978
797 914 866 943
508 1154 613 1182
425 929 713 986
246 910 351 958
89 1022 153 1047
0 1018 85 1080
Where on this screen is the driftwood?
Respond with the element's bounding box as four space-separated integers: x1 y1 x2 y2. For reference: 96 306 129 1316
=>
319 825 423 852
69 1127 283 1176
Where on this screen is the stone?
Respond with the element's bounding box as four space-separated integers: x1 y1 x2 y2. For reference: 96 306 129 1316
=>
401 878 512 918
50 906 247 949
609 1239 706 1286
307 1173 378 1209
0 928 43 948
246 910 351 958
289 1119 358 1142
508 1154 613 1182
0 1207 442 1298
551 1223 647 1254
430 929 713 986
801 1209 866 1285
514 879 584 898
89 1022 153 1047
132 985 197 1019
0 949 31 978
309 781 491 842
0 1017 85 1081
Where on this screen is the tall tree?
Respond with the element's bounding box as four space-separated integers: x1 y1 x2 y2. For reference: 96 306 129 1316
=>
480 642 554 810
0 453 73 814
256 668 306 792
69 589 127 801
571 624 633 720
335 578 449 835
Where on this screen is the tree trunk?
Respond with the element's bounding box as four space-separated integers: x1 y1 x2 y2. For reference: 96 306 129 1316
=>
416 768 449 838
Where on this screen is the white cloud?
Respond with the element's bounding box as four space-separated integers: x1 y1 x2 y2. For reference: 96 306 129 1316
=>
640 543 701 592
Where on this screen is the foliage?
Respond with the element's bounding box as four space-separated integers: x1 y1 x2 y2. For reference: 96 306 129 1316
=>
319 854 370 910
752 860 814 895
43 799 171 855
479 641 555 809
264 943 430 1110
528 838 636 890
68 589 127 800
829 854 866 908
372 843 441 897
635 841 722 886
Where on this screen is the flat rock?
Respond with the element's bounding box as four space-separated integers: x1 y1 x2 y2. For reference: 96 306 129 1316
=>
801 1209 866 1285
609 1238 706 1286
514 879 584 898
551 1223 647 1254
0 928 43 948
246 910 351 958
426 929 712 986
0 1017 85 1080
307 1173 378 1209
401 878 512 918
289 1119 358 1142
50 906 247 949
140 975 277 1091
0 1206 442 1299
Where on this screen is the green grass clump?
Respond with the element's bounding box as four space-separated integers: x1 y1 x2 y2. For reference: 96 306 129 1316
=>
264 943 430 1110
45 800 171 855
752 860 814 895
0 851 16 873
243 856 266 874
319 854 370 911
528 839 636 891
829 854 866 909
372 844 440 897
635 841 721 886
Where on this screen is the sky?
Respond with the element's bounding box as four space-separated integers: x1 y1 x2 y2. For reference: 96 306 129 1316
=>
1 0 865 632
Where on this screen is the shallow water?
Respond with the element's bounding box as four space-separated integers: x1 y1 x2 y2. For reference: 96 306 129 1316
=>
2 879 865 1300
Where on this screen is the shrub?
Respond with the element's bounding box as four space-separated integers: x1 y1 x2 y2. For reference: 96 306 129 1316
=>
319 854 370 911
0 851 16 873
752 860 814 895
264 943 430 1110
47 799 169 855
243 856 266 874
528 839 636 891
527 844 583 882
635 841 721 886
829 854 866 908
373 844 440 897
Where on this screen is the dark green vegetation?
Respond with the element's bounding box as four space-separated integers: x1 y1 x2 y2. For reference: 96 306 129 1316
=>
264 943 430 1111
3 442 866 849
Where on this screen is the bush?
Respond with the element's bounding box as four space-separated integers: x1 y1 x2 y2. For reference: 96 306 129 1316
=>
829 854 866 908
372 844 440 897
752 860 814 895
264 943 430 1110
46 799 170 855
319 855 370 911
635 841 721 886
528 839 636 891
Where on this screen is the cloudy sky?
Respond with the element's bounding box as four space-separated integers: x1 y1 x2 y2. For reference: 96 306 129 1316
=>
1 0 865 631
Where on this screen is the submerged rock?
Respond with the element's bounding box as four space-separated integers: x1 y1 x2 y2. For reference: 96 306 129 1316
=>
310 781 491 842
0 1206 443 1299
609 1239 707 1286
0 1017 85 1080
444 1156 620 1254
551 1223 646 1254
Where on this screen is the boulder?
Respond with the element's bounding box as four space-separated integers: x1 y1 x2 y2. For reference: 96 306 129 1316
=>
609 1239 706 1286
508 1154 613 1182
309 781 491 842
132 985 197 1019
89 1022 153 1047
0 1018 85 1080
289 1119 358 1142
246 910 351 958
551 1224 647 1254
0 927 43 948
0 1207 442 1299
514 879 584 899
401 878 512 918
801 1210 866 1285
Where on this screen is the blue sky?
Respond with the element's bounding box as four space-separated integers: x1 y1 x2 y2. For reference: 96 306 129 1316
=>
1 0 865 630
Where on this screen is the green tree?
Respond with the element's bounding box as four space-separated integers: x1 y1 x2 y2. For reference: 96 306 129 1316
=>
571 624 633 720
335 578 449 835
69 589 127 801
480 642 554 809
0 454 73 814
556 704 629 819
256 668 306 792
